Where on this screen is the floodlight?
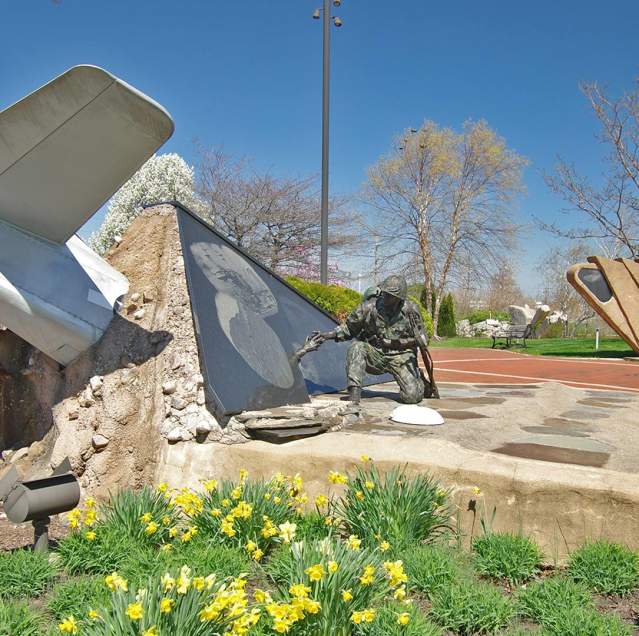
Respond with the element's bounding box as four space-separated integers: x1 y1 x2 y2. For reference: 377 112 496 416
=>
0 458 80 551
333 16 342 27
312 8 320 18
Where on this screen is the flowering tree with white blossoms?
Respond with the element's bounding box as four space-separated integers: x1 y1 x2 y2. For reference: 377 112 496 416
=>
90 153 197 254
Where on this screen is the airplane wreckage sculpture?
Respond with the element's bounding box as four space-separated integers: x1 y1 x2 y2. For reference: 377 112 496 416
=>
0 65 174 364
567 256 639 354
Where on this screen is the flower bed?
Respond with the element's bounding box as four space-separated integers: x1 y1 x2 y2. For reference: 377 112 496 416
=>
0 459 637 635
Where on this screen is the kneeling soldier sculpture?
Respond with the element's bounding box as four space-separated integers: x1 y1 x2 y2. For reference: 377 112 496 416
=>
301 275 439 404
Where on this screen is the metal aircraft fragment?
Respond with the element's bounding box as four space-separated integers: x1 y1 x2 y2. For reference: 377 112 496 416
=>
0 65 174 364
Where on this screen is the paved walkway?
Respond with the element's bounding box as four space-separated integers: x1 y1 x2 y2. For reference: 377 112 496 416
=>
430 347 639 392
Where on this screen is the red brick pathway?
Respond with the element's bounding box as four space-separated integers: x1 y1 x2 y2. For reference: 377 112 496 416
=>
429 348 639 392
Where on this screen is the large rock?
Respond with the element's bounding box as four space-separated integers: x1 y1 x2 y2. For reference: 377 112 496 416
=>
509 304 536 325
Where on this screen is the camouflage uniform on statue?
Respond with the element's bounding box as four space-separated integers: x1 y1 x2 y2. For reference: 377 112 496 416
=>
308 275 435 404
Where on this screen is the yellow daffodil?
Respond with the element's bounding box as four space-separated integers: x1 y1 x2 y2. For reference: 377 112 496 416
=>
289 583 311 599
394 585 407 601
355 491 365 501
359 564 375 585
203 478 218 492
384 560 408 588
328 470 348 485
254 588 272 603
397 612 410 625
105 572 128 592
142 627 158 636
192 576 206 591
161 573 175 592
67 509 81 529
84 530 96 541
278 521 297 543
87 609 100 621
341 589 353 602
328 560 339 573
157 482 168 493
140 512 153 524
252 548 264 561
364 480 375 490
145 521 158 536
305 563 325 582
58 616 78 633
360 454 371 462
125 602 143 621
160 597 175 614
347 535 361 550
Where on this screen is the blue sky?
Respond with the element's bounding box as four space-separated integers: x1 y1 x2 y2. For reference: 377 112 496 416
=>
2 1 638 295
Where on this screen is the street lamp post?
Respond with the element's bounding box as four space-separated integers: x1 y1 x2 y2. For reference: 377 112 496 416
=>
313 1 342 284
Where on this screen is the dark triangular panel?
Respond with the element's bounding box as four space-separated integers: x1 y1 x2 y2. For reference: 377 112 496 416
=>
175 204 388 415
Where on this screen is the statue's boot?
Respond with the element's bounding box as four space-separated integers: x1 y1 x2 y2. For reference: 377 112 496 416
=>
348 386 361 404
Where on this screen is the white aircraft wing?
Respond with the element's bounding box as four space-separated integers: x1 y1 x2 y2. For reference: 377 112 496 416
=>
0 65 174 243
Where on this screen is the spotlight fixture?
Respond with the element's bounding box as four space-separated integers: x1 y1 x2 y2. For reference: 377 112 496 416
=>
333 16 342 27
312 8 320 19
333 0 342 5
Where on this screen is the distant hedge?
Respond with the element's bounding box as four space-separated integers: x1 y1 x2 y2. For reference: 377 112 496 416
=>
466 309 510 324
286 276 362 321
287 276 434 337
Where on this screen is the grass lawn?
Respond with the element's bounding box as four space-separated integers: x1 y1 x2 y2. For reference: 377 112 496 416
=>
430 336 637 359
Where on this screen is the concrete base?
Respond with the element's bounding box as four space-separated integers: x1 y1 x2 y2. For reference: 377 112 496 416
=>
156 381 639 560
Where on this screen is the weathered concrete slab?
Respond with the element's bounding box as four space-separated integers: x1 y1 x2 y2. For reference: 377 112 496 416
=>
155 380 639 559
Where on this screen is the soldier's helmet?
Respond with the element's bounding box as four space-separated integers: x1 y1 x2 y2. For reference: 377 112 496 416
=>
378 275 408 301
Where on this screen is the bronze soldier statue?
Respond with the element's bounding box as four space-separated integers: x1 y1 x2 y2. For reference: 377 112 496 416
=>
304 275 438 404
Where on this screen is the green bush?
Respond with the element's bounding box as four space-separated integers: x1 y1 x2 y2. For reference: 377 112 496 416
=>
472 532 542 584
539 321 564 338
56 526 143 576
466 309 510 324
567 540 639 596
519 576 632 636
517 577 593 628
47 576 109 621
360 602 443 635
0 600 45 636
428 580 515 634
401 544 461 597
0 548 57 598
334 464 452 551
407 295 434 338
159 539 252 581
287 276 362 320
437 293 457 337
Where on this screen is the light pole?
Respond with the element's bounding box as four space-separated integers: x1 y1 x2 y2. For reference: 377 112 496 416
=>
313 1 342 284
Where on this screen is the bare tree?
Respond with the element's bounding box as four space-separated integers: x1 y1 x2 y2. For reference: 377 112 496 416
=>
542 78 639 257
196 148 359 280
535 243 595 336
486 263 524 312
364 120 526 333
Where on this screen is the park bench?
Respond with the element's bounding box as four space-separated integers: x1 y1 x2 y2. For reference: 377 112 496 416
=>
491 323 533 348
491 305 551 349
